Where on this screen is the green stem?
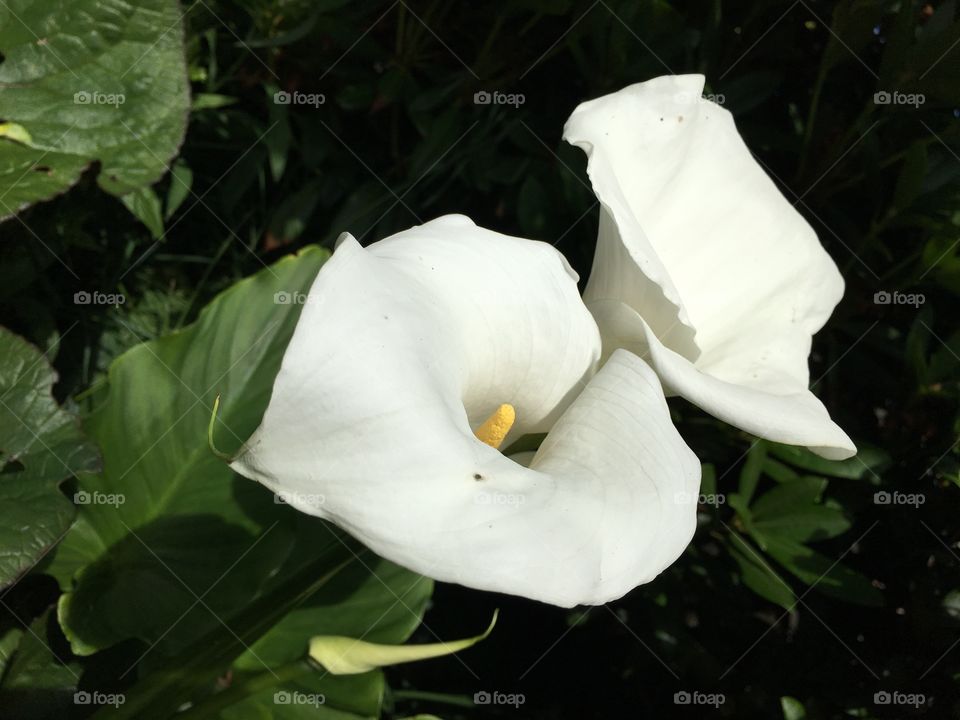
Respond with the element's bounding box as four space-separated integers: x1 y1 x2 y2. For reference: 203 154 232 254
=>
389 688 476 709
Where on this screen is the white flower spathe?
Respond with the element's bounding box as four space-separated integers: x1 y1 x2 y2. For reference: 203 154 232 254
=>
231 215 700 607
564 74 856 460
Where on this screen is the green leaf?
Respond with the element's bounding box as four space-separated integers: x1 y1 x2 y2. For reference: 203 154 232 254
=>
823 0 892 73
781 696 807 720
728 533 796 610
700 463 717 496
893 142 928 211
766 442 889 480
0 0 190 219
763 457 800 484
211 539 433 719
234 558 433 673
751 477 852 543
120 186 165 239
165 160 193 220
267 179 323 245
0 142 91 220
219 670 384 720
738 442 767 504
943 589 960 622
266 89 293 183
50 248 333 655
0 609 81 719
0 626 24 678
760 535 883 606
0 327 100 589
751 476 827 517
193 93 238 111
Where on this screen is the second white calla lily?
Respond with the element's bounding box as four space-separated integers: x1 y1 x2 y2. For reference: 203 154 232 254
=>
563 74 856 460
231 215 700 607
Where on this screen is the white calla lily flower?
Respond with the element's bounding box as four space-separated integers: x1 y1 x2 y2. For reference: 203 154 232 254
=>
231 215 700 607
563 74 856 460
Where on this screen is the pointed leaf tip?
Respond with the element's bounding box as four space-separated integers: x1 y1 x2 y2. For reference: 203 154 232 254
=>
308 609 498 675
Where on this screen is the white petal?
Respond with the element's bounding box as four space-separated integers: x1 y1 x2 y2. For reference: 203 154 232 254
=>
564 75 855 459
231 217 699 606
590 300 855 460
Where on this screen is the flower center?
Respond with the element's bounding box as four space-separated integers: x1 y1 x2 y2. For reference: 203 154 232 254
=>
473 403 516 450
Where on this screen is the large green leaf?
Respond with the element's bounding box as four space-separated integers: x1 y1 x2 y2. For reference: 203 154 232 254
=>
0 0 190 219
51 248 335 657
49 248 338 655
0 327 100 588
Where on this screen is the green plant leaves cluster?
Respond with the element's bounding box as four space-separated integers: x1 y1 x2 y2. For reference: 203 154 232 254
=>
722 442 887 610
0 0 190 226
0 327 100 589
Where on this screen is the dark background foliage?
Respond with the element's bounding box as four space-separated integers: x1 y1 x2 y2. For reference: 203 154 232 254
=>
1 0 959 717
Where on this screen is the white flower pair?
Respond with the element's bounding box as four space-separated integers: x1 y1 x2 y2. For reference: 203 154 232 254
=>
231 75 854 607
